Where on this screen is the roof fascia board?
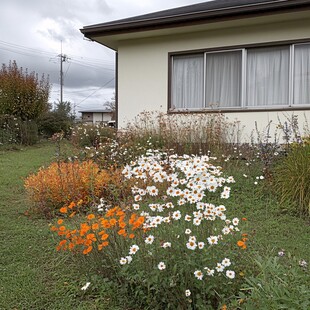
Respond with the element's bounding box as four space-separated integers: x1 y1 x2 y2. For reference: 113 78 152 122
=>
81 0 310 38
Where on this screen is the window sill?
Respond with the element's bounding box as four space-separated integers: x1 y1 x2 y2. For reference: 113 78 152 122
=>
167 106 310 114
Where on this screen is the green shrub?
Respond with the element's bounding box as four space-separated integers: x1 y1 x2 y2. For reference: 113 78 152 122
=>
71 123 116 147
0 114 38 146
272 143 310 217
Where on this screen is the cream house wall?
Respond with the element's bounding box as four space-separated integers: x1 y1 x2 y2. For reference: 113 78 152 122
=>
117 14 310 140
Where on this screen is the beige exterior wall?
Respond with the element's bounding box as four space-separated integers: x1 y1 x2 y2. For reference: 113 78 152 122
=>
117 13 310 139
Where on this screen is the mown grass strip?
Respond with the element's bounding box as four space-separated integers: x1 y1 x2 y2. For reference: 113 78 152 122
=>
0 142 117 310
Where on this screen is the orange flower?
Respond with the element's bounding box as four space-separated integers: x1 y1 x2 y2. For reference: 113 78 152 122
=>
237 240 245 247
101 233 109 241
87 214 95 220
83 246 92 255
119 221 126 229
60 206 67 213
106 207 117 217
129 233 135 239
68 201 76 209
237 240 247 249
109 218 117 226
242 217 247 221
92 223 99 230
57 219 63 225
118 229 127 236
86 233 96 241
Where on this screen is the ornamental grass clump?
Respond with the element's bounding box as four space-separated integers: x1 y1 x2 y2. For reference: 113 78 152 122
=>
24 160 112 217
272 142 310 217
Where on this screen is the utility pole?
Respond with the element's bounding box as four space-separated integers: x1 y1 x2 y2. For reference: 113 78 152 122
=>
58 42 68 104
59 53 68 104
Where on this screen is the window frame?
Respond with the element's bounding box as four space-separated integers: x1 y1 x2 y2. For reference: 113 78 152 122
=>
168 39 310 113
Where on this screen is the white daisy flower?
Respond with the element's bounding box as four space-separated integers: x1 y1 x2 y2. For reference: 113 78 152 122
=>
226 270 235 279
158 262 166 270
186 240 197 250
145 235 155 244
119 257 127 265
221 258 231 267
207 236 218 245
172 210 181 220
194 270 203 280
129 244 139 255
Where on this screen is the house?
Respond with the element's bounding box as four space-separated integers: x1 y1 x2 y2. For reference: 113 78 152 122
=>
79 109 113 125
81 0 310 140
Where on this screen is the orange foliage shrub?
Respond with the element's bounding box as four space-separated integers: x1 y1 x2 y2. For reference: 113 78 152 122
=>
24 160 111 216
51 206 145 255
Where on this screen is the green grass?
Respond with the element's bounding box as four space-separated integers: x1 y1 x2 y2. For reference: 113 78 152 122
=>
0 142 309 309
0 142 119 310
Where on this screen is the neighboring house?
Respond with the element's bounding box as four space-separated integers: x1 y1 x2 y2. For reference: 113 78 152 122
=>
79 109 113 125
81 0 310 140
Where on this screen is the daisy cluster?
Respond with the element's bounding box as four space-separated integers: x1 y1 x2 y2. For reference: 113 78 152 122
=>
119 150 240 281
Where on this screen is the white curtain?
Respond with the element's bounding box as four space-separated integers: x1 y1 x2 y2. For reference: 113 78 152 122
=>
294 44 310 105
246 46 289 106
205 51 242 108
171 54 204 109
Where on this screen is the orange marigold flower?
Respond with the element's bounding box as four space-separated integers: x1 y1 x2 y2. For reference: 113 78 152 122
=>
119 221 126 229
101 233 109 241
109 218 117 226
87 214 95 220
59 226 66 231
86 233 96 241
68 201 76 209
59 240 67 247
60 206 67 213
129 233 135 239
118 229 127 236
102 241 109 247
237 240 245 247
57 219 63 225
92 223 99 230
50 226 57 231
83 246 93 255
242 217 247 221
116 210 125 217
106 207 117 217
129 214 137 225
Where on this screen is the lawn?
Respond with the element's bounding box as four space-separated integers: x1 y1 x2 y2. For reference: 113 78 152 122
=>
0 141 309 309
0 142 119 310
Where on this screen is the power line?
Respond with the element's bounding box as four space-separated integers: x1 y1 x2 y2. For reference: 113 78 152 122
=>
75 77 115 107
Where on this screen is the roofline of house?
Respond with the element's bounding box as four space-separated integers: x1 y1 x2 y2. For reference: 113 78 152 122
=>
81 0 310 38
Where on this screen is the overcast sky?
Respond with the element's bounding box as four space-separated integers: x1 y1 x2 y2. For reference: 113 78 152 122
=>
0 0 206 114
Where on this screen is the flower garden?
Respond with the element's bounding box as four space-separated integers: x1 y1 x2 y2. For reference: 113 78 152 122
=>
1 112 309 309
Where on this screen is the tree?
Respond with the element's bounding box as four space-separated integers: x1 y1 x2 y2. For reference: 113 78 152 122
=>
104 94 116 120
38 101 74 137
0 61 50 120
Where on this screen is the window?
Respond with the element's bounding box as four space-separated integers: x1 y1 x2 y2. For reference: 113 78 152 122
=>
170 43 310 110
